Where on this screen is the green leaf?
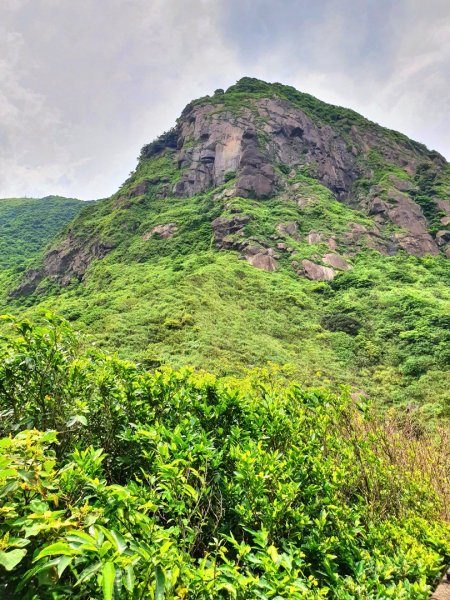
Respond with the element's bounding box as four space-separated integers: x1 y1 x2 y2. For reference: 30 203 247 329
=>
57 555 72 578
66 530 97 545
155 565 165 600
97 526 127 554
66 415 88 428
123 565 135 593
34 542 74 561
102 561 116 600
0 549 27 571
0 480 19 498
40 431 58 443
77 560 102 584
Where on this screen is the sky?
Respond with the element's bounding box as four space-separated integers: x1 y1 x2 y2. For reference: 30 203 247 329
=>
1 0 449 200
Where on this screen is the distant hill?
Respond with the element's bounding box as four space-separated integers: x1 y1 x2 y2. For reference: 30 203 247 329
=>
0 196 86 269
4 78 450 420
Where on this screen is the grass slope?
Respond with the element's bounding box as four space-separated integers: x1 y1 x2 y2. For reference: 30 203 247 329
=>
5 179 449 423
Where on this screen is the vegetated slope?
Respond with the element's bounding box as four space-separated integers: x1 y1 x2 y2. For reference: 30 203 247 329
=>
0 196 86 294
0 315 448 599
4 78 450 419
0 196 86 269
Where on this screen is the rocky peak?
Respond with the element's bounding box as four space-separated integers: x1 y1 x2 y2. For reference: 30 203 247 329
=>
11 77 450 296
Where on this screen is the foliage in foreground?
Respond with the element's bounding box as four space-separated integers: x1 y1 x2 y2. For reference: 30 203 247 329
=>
0 315 448 599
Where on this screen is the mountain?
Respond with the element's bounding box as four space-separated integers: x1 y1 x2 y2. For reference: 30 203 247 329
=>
4 77 450 418
0 77 449 598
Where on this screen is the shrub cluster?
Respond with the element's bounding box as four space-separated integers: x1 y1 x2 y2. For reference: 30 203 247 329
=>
0 315 448 598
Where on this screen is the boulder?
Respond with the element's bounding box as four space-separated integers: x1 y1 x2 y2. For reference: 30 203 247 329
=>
437 199 450 215
323 253 352 270
327 238 337 251
276 221 300 240
129 180 150 197
301 259 336 281
143 223 178 240
395 233 439 256
388 175 414 192
307 231 323 245
435 230 450 246
212 215 251 246
245 251 278 272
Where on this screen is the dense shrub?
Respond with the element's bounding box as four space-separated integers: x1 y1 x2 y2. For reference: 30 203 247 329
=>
321 312 362 336
0 315 448 598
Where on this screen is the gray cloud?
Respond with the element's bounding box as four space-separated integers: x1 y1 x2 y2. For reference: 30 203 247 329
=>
0 0 448 200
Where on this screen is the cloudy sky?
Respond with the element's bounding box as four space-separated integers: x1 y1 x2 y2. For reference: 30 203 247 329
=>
1 0 449 200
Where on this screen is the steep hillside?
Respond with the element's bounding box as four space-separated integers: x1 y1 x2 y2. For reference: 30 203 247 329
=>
4 78 450 419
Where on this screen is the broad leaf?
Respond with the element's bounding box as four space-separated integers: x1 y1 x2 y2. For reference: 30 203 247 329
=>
0 549 27 571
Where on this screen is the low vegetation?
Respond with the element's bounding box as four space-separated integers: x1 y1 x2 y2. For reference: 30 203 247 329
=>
0 314 448 598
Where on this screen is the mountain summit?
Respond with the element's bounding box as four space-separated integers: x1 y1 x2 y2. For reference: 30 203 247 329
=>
6 77 450 415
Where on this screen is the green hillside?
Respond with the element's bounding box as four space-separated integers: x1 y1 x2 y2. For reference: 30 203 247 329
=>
0 196 86 294
0 196 86 269
2 79 449 423
0 78 449 599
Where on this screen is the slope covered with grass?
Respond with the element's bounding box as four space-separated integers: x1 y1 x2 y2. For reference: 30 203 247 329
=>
5 179 449 423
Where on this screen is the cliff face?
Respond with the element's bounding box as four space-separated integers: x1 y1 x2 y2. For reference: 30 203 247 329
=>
14 77 450 294
173 97 357 200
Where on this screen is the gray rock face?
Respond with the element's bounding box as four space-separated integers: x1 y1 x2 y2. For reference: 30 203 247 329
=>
173 96 360 200
301 259 336 281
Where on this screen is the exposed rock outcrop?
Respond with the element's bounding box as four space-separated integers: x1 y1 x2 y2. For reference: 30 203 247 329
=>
43 235 113 285
367 190 439 256
12 234 113 295
172 94 362 201
212 215 251 250
12 78 450 297
306 231 337 250
436 230 450 246
244 247 278 272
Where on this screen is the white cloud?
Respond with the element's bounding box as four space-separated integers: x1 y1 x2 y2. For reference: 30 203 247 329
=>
0 0 448 199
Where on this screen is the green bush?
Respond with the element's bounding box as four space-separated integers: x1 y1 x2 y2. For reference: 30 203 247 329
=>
223 170 236 182
321 312 362 336
0 315 448 599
